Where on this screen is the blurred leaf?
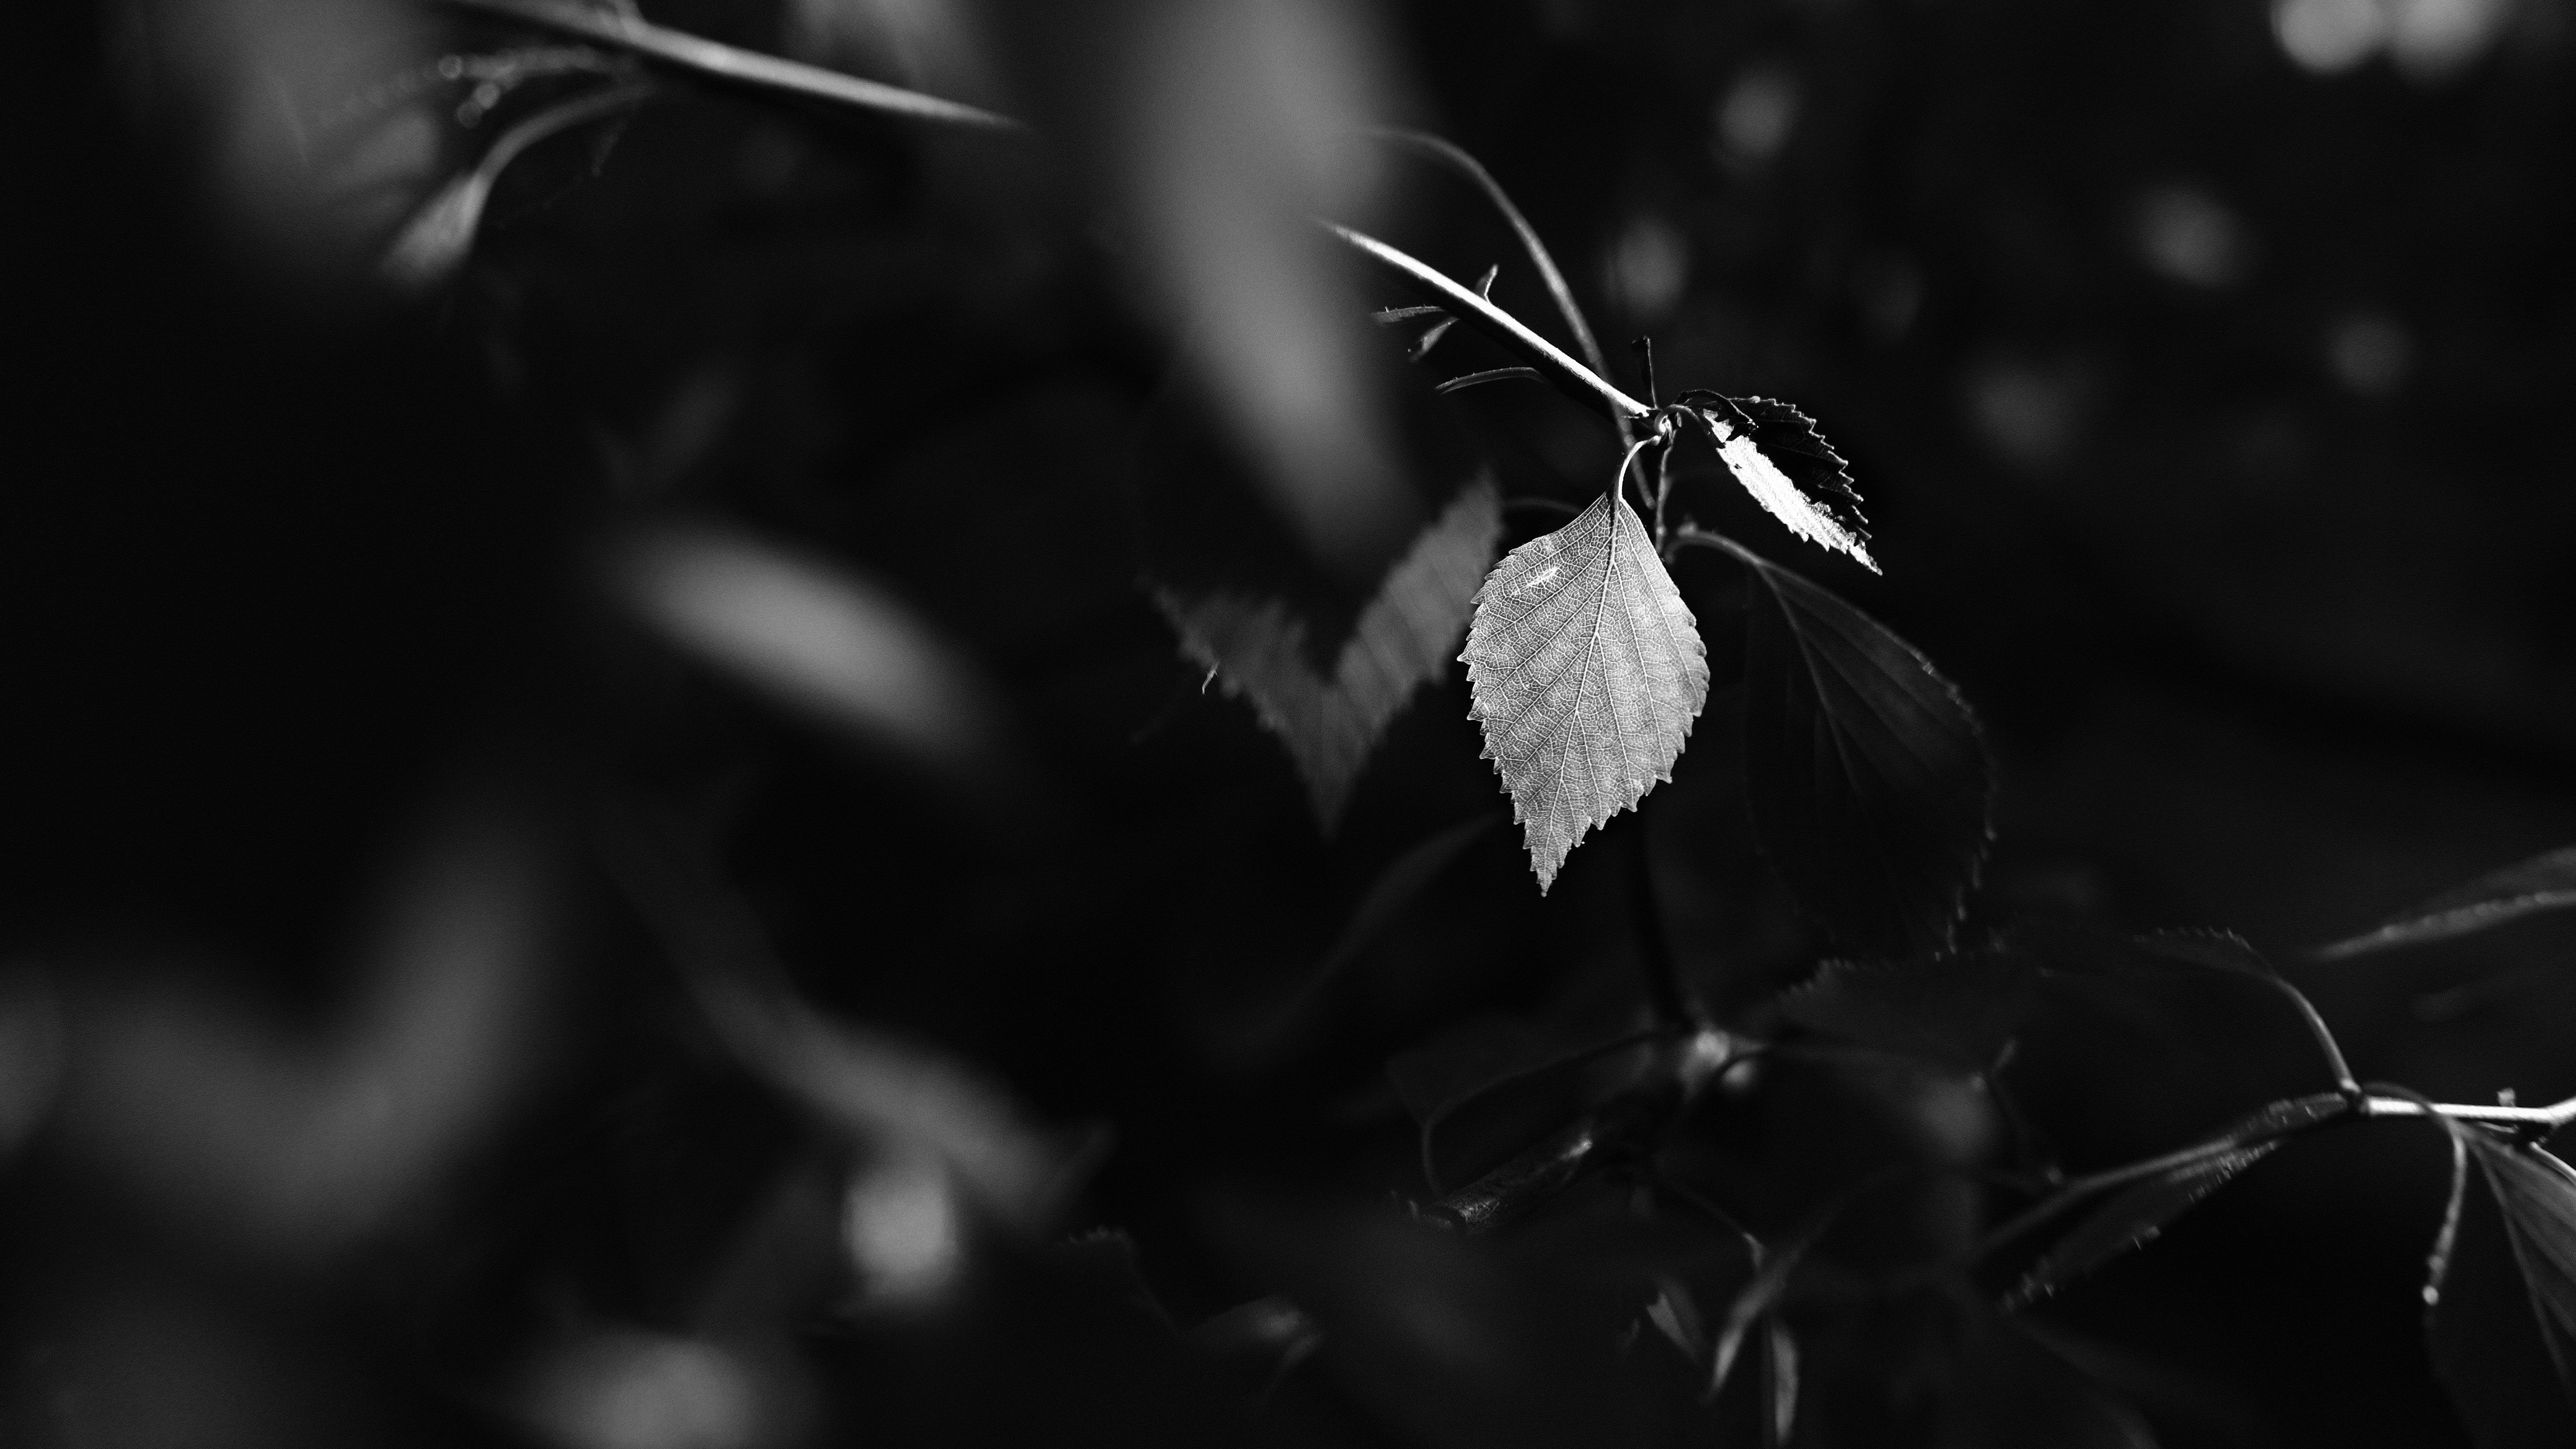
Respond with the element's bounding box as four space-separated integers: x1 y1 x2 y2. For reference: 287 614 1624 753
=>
2011 1143 2278 1306
2313 846 2576 961
381 80 647 291
379 167 494 290
613 521 997 775
1728 545 1989 955
2430 1138 2576 1448
1766 1318 1800 1445
1679 394 1874 570
1709 1202 1839 1399
707 983 1074 1229
1212 1200 1657 1449
60 802 544 1255
1159 479 1501 828
1779 952 2035 1076
1316 814 1499 979
1189 1295 1321 1404
1463 492 1710 891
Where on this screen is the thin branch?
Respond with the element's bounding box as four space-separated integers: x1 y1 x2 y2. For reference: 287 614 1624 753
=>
1974 1087 2576 1263
2264 974 2361 1099
1327 223 1653 429
1367 127 1628 449
434 0 1019 129
432 4 1643 437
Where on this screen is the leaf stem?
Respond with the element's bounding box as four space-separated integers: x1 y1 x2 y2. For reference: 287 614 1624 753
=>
434 0 1019 128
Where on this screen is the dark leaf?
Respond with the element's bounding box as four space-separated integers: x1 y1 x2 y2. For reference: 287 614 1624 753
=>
1159 479 1502 828
1316 815 1501 982
2314 846 2576 960
1709 1214 1829 1399
1778 952 2035 1076
1388 1016 1659 1193
1209 1200 1658 1449
2429 1139 2576 1448
1992 1094 2348 1303
2010 1143 2279 1306
1463 492 1710 891
1734 550 1990 955
1677 393 1874 569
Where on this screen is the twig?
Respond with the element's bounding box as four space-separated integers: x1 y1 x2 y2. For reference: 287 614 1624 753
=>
1329 223 1653 429
434 0 1018 129
1368 128 1628 449
1974 1087 2576 1263
436 2 1648 435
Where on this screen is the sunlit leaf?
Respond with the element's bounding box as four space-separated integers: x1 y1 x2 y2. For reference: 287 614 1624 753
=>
2314 846 2576 961
1462 492 1709 891
1678 393 1874 570
1159 479 1501 828
2429 1139 2576 1448
1727 545 1989 954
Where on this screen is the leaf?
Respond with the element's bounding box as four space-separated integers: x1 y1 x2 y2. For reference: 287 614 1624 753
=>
1388 1016 1659 1193
2430 1139 2576 1448
1461 492 1710 891
2010 1143 2279 1306
1733 549 1990 955
1708 1210 1835 1399
1992 1094 2348 1303
2314 846 2576 961
1778 951 2034 1076
1679 393 1874 570
1159 479 1502 828
380 168 497 291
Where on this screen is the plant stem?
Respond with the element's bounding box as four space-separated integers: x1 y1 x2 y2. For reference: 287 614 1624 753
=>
435 0 1018 129
434 2 1649 435
1368 128 1627 447
1975 1087 2576 1262
1329 224 1653 429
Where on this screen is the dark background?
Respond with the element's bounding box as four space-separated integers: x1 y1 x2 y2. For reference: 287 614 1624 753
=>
7 1 2573 1446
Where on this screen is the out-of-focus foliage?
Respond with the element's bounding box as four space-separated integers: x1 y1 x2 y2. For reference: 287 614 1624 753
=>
9 0 2575 1447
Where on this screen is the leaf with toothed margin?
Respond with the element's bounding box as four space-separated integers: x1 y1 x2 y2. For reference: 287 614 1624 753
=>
2010 1144 2280 1307
1678 392 1875 570
1461 492 1709 891
2430 1138 2576 1448
1731 544 1990 955
1157 479 1503 830
2311 845 2576 961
